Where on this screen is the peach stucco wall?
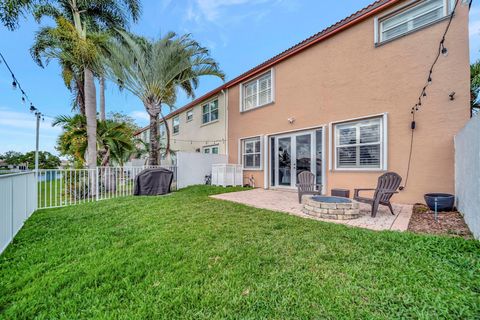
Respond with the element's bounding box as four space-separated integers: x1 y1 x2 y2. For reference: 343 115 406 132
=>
227 1 470 204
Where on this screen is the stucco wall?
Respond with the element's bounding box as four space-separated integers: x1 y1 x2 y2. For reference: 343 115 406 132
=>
455 116 480 239
136 92 228 162
166 92 227 155
227 1 470 203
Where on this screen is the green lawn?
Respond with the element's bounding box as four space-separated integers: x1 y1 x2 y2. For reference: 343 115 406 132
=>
1 186 479 319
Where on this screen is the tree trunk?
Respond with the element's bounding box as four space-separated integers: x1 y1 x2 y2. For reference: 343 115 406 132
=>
84 68 97 169
148 111 159 165
75 76 86 115
160 111 171 159
99 77 106 121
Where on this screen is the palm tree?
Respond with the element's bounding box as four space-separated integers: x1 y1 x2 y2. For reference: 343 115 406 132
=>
53 114 136 167
2 0 141 170
471 61 480 117
30 17 107 115
105 31 225 165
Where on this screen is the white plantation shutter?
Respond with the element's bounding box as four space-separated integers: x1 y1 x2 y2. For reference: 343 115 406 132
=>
335 118 383 169
241 70 273 111
380 0 447 42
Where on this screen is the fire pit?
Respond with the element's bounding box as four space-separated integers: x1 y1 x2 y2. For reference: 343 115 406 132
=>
302 196 360 220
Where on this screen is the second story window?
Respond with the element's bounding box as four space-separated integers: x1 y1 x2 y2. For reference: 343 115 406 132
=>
202 100 219 124
186 109 193 122
173 116 180 134
241 70 273 112
377 0 451 44
159 123 166 139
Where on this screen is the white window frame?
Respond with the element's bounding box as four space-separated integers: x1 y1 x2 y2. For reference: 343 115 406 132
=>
186 109 193 122
240 136 262 170
239 69 275 112
203 145 219 154
172 116 180 135
374 0 454 45
202 99 219 124
332 114 388 171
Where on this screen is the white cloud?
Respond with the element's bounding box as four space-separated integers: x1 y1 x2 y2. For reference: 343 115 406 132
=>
186 0 293 24
0 109 60 134
0 108 61 154
129 110 150 126
470 8 480 37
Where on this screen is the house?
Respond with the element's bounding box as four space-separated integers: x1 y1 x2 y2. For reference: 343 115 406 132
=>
135 0 470 203
134 91 228 163
226 0 470 203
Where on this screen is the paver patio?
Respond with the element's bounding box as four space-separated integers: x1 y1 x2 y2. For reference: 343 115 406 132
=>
211 188 412 231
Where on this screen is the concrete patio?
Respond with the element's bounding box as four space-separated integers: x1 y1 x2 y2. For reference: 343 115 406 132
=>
211 188 412 231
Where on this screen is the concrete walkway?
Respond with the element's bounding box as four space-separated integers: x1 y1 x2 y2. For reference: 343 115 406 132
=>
211 188 412 231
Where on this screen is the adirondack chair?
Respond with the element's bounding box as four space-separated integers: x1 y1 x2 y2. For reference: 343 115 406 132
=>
296 171 322 203
354 172 402 217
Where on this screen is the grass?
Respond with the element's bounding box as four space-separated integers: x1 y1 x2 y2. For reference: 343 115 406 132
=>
37 178 137 208
0 186 479 319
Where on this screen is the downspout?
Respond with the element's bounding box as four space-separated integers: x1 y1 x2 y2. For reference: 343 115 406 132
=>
222 89 229 161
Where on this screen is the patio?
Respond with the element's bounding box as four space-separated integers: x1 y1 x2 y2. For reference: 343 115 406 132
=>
211 188 412 231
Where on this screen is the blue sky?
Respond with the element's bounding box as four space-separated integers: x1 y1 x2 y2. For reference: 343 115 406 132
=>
0 0 479 155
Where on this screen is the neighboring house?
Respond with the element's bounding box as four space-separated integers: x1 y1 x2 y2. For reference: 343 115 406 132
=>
134 91 228 163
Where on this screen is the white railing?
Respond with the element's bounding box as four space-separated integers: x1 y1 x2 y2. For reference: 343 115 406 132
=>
37 165 177 209
0 172 37 254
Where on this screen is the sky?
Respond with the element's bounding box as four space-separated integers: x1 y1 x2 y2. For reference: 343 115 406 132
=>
0 0 479 155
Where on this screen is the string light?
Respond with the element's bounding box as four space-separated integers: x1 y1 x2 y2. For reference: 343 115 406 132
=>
402 0 460 190
0 51 44 119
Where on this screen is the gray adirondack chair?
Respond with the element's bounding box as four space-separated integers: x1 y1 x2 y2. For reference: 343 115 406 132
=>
296 171 322 203
354 172 402 217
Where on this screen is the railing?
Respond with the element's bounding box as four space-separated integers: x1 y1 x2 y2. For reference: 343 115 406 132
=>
0 172 37 254
37 165 177 209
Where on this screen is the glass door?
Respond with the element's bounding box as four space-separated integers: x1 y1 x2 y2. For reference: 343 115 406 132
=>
274 131 317 188
295 134 312 185
277 136 292 186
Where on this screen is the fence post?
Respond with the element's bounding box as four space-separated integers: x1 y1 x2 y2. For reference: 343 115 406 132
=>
95 167 99 202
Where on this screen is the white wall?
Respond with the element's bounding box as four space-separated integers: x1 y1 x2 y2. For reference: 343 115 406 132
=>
176 152 227 189
0 172 37 254
455 116 480 239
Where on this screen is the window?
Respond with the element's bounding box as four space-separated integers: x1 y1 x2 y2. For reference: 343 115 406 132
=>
202 100 219 124
203 145 219 154
241 70 273 111
141 130 149 142
172 116 179 134
334 117 384 170
186 109 193 122
242 137 262 169
377 0 451 43
159 123 166 139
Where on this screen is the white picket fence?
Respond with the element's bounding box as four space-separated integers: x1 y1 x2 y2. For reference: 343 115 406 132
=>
0 172 37 254
37 165 177 209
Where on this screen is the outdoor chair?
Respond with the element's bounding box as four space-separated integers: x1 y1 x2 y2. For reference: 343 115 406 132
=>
296 171 322 203
353 172 402 217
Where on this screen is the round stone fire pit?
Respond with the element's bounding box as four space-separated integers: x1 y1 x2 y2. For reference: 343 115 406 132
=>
302 196 360 220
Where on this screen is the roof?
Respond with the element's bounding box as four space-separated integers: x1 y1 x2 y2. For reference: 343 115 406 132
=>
134 0 400 135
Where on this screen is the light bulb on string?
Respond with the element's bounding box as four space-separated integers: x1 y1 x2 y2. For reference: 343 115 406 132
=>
12 79 17 90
